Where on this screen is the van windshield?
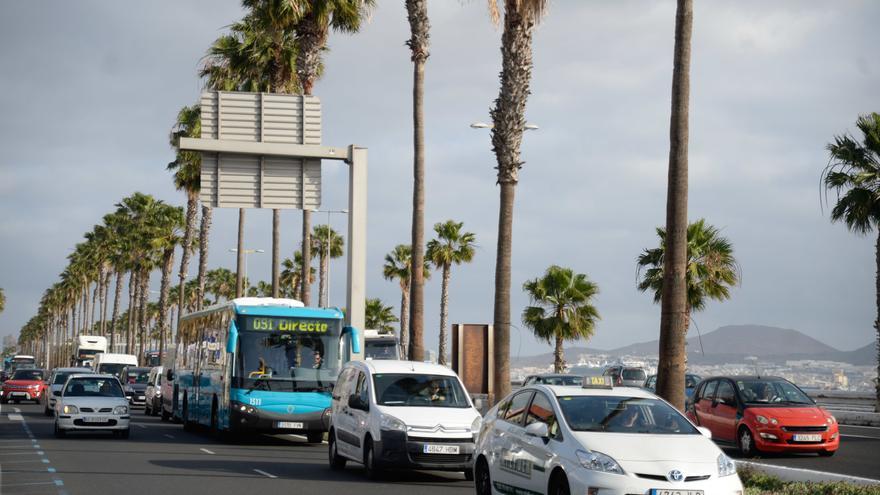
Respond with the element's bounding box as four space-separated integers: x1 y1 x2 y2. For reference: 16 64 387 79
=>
98 363 127 378
372 373 470 408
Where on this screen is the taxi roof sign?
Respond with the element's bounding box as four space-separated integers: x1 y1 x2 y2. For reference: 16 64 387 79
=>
582 376 613 389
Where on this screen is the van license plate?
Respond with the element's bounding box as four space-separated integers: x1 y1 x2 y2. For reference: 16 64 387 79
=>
793 434 822 442
276 422 304 429
423 445 460 454
651 490 703 495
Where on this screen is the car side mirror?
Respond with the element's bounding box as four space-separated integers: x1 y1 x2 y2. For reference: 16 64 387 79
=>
348 395 368 411
697 426 712 439
525 422 550 439
147 382 154 387
52 390 62 397
166 370 174 381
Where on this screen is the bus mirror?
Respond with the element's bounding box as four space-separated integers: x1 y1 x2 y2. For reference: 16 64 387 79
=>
344 326 361 354
227 320 239 354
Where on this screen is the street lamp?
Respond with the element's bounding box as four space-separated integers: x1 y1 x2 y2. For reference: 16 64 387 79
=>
312 209 349 306
469 122 540 130
229 248 265 291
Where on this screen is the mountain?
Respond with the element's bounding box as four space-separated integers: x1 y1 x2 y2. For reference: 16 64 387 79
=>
511 325 875 368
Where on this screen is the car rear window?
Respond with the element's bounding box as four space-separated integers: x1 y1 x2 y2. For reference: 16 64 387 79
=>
622 369 646 381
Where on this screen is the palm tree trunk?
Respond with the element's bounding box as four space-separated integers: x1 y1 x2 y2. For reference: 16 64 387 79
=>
236 208 246 298
100 267 110 336
301 210 312 306
272 209 280 298
493 182 516 402
157 247 175 366
875 230 880 413
554 335 566 374
139 271 150 365
657 0 693 412
438 264 451 366
127 272 136 355
399 284 410 359
110 269 123 351
318 252 328 307
177 192 198 331
196 205 212 311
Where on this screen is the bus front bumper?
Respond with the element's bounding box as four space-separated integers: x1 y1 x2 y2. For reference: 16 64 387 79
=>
230 401 327 433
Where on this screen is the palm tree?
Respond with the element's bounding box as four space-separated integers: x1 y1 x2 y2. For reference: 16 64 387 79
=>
311 224 344 307
655 0 695 412
0 288 5 314
290 0 376 307
637 219 739 337
383 244 429 358
206 268 236 304
150 203 186 362
405 0 430 372
486 0 548 401
281 251 314 300
822 112 880 412
248 281 274 297
168 104 202 331
522 266 600 374
426 220 476 365
365 298 398 334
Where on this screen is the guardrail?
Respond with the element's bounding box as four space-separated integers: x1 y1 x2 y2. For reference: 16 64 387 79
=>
807 391 879 426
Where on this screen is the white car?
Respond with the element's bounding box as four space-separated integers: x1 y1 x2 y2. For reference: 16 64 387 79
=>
44 367 94 416
54 374 131 438
474 378 744 495
144 366 164 416
328 360 482 480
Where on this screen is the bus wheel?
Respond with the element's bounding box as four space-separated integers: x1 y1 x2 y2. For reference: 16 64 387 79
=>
306 431 324 444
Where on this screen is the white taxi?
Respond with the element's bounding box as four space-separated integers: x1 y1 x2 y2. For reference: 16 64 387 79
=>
474 377 743 495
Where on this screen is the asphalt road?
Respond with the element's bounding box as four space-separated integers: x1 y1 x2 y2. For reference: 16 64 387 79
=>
724 424 880 482
0 402 472 495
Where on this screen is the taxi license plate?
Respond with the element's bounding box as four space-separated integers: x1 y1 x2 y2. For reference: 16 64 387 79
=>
650 490 703 495
793 434 822 442
83 416 108 423
276 421 304 429
423 445 460 454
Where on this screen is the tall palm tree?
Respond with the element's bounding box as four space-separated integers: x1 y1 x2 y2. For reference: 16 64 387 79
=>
281 251 314 300
206 268 237 304
426 220 476 365
822 112 880 412
637 219 739 335
150 204 186 362
290 0 376 307
486 0 548 402
405 0 430 371
311 224 344 307
0 288 5 314
383 244 429 358
522 266 600 374
656 0 695 412
168 104 202 331
365 298 398 334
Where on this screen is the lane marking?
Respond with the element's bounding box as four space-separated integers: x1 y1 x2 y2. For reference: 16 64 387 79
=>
840 433 880 440
8 414 24 421
200 448 215 455
13 407 21 412
0 451 38 456
135 424 147 429
1 481 59 488
164 434 175 439
738 460 880 484
253 469 277 479
842 425 880 430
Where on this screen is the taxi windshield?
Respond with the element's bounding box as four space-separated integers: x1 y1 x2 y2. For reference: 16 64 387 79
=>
558 395 698 434
373 374 471 408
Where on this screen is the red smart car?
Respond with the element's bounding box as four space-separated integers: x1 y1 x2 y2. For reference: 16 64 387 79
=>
1 368 48 404
686 375 839 457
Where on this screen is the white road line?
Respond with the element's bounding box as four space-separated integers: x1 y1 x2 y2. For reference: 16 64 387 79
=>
135 424 147 429
253 469 277 479
0 451 38 456
164 434 175 439
841 433 880 440
1 481 59 488
842 424 880 430
13 407 21 413
200 448 215 455
7 414 24 421
738 460 880 484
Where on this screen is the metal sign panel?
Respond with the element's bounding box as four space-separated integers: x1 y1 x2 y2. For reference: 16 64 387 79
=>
198 91 322 209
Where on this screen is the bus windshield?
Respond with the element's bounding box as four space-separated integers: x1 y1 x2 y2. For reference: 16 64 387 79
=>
234 316 342 392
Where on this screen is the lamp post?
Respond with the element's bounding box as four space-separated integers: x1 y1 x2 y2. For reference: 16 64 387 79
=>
312 209 349 306
228 248 265 293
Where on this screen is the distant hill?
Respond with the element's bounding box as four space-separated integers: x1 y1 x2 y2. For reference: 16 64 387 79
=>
512 325 875 368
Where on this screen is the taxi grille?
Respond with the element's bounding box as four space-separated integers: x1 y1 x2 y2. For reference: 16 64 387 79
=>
636 474 711 482
782 425 826 432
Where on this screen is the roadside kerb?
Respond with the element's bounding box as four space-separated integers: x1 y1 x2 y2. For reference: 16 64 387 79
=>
736 460 880 486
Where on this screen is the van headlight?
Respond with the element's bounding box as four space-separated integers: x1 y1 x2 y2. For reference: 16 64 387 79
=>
471 416 482 441
717 453 737 477
380 414 406 432
576 450 624 475
62 404 79 414
113 406 129 415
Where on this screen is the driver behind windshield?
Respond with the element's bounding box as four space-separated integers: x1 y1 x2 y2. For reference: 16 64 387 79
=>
418 379 446 403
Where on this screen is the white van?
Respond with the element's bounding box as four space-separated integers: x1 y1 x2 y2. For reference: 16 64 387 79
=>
93 353 138 378
328 360 481 480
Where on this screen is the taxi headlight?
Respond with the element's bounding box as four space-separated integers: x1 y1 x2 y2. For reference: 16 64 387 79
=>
62 404 79 414
717 453 737 477
576 450 624 475
380 414 407 432
113 406 129 415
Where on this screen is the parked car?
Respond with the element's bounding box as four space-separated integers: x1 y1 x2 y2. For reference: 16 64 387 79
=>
327 360 481 480
1 368 48 404
602 365 647 387
144 366 164 416
686 375 839 456
522 373 583 387
53 374 130 438
644 373 702 398
120 366 151 409
43 367 94 416
474 377 743 495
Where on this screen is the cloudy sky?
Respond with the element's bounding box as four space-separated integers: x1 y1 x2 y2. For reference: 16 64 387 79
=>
1 1 878 359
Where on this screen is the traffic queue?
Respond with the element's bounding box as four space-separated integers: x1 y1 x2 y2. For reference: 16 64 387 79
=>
2 351 843 495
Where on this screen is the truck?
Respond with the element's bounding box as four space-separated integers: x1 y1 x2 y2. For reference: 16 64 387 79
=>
74 335 108 367
363 329 400 360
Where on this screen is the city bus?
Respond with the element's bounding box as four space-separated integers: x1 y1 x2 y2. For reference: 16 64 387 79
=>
171 297 360 442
